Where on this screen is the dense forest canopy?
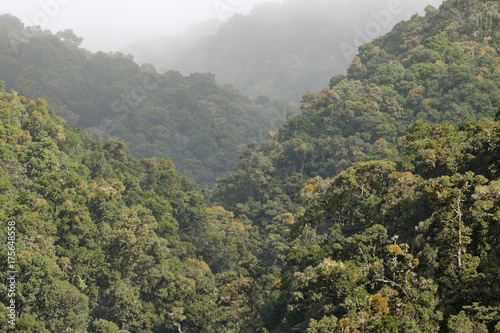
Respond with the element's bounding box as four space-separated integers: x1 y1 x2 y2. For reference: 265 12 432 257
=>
0 81 268 332
1 0 500 331
0 15 296 188
0 83 499 332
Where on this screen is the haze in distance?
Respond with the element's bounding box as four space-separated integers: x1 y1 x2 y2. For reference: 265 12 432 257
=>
1 0 443 54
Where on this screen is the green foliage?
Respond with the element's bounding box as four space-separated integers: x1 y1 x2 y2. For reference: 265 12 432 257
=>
90 319 128 333
39 280 89 332
0 86 265 332
448 311 475 333
307 315 338 333
0 18 295 188
212 0 500 253
2 0 500 331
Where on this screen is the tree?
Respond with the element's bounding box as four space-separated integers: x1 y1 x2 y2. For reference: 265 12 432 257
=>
447 311 474 333
90 319 130 333
98 280 143 331
39 280 89 332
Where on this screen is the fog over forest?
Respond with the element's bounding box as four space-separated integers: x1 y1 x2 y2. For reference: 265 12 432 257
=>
0 0 284 51
122 0 446 102
0 0 444 102
1 0 442 54
2 0 500 332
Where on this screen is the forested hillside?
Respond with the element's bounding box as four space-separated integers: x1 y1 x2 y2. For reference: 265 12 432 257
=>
0 81 270 332
211 0 500 330
123 0 443 102
214 0 500 231
1 0 500 331
0 15 294 187
1 80 499 332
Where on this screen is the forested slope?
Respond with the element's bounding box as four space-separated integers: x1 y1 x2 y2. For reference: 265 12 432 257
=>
1 79 499 332
0 81 273 332
210 0 500 330
262 115 500 332
123 0 443 102
0 15 292 188
214 0 500 230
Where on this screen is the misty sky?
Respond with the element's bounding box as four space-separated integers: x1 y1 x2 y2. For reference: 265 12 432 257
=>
1 0 443 53
0 0 283 51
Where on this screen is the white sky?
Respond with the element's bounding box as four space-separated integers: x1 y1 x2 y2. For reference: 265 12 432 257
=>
0 0 443 53
0 0 283 51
